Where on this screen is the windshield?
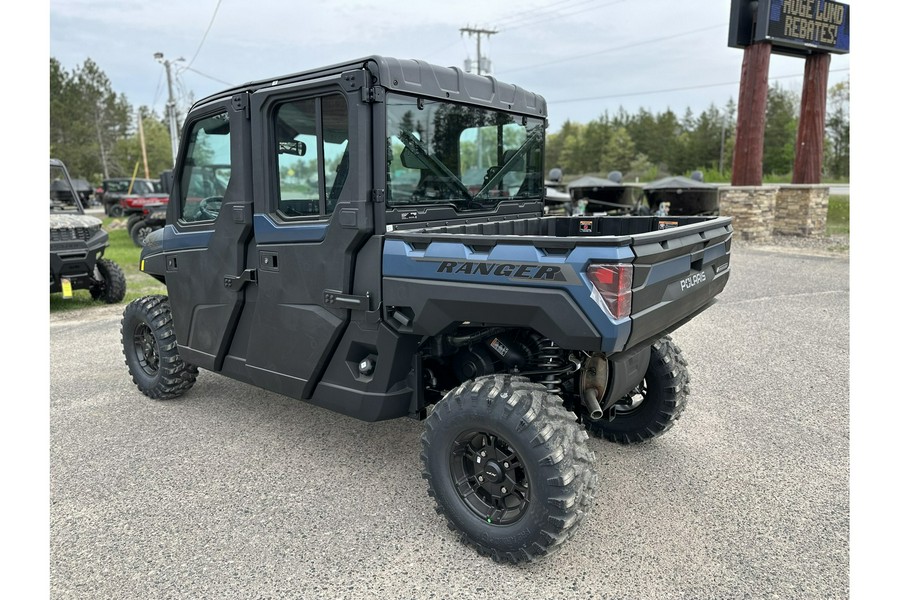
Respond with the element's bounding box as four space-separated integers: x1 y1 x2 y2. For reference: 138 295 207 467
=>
50 164 83 213
386 94 544 210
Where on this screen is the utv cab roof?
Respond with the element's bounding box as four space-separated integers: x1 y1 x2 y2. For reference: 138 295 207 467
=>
193 56 547 120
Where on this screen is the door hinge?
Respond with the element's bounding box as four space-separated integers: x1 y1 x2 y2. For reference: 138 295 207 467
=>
362 85 385 103
232 92 250 118
371 189 385 203
224 269 256 290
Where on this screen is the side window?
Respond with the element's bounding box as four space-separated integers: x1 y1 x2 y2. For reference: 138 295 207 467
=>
178 112 231 223
274 93 349 218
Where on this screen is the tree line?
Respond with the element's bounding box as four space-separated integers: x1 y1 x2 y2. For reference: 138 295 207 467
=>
546 80 850 183
50 57 175 185
50 57 850 186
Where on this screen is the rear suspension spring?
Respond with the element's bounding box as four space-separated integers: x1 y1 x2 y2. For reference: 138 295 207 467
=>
535 339 566 395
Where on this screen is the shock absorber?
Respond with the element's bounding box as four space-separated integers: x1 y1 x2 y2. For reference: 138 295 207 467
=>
536 338 566 394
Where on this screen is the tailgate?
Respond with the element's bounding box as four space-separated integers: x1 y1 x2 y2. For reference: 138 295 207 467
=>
625 218 732 349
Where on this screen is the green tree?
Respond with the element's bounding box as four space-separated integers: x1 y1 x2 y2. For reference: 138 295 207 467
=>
685 104 727 173
110 108 175 180
627 108 665 167
50 57 132 181
603 127 636 174
763 83 799 176
825 79 850 179
654 109 685 174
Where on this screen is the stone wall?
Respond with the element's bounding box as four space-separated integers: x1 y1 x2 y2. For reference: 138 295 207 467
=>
718 187 778 242
718 185 830 240
773 185 829 237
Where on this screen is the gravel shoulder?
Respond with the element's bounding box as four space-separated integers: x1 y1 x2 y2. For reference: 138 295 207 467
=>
732 232 850 257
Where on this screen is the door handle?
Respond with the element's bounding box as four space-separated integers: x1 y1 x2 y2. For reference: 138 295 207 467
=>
324 289 371 311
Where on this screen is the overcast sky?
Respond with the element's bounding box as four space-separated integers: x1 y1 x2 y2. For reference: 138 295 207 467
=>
48 0 852 133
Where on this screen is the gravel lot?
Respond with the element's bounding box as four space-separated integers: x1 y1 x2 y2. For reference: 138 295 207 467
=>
45 236 851 599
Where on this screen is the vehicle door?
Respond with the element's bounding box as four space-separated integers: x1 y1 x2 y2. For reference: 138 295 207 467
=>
163 95 253 371
241 77 375 399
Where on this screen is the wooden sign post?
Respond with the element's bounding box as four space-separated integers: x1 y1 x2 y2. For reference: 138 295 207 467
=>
732 41 773 186
792 52 831 183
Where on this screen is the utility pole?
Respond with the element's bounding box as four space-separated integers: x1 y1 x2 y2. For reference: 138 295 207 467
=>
154 52 184 166
138 112 150 179
460 26 498 75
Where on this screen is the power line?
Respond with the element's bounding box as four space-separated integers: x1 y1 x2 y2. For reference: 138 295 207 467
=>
502 0 627 32
491 0 605 29
185 0 224 70
547 67 850 105
182 66 234 87
423 38 467 61
150 68 164 114
501 23 727 75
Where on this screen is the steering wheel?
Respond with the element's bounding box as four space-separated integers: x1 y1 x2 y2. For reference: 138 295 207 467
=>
197 196 223 221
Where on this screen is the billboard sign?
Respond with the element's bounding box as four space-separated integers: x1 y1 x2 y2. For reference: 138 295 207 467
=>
729 0 850 55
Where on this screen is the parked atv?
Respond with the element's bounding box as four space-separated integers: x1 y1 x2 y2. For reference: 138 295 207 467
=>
50 158 126 303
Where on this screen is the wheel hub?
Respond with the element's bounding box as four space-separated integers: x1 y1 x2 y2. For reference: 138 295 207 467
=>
450 431 530 525
481 460 503 483
133 323 160 375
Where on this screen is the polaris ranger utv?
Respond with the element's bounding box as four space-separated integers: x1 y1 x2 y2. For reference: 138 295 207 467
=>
120 57 732 563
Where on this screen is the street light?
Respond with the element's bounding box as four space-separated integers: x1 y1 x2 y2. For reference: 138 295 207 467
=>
155 52 184 166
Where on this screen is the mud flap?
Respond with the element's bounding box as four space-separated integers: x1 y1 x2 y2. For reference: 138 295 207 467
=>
600 344 651 411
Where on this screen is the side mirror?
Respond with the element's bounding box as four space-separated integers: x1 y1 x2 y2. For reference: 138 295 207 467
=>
278 140 307 157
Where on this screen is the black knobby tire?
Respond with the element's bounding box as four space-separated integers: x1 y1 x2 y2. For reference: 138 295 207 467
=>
109 204 124 218
585 335 690 445
89 258 126 304
421 375 597 563
126 214 142 233
121 295 198 400
130 219 154 247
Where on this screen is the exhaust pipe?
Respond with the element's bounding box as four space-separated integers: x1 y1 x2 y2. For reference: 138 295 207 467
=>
580 353 608 421
582 387 603 421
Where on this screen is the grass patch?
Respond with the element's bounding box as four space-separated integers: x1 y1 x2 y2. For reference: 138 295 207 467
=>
827 194 850 236
49 217 166 313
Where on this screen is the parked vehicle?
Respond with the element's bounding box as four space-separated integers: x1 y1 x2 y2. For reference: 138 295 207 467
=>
126 203 167 246
543 167 572 215
643 172 720 216
51 177 94 207
120 57 732 563
98 177 164 217
117 191 170 221
50 159 125 303
568 171 644 215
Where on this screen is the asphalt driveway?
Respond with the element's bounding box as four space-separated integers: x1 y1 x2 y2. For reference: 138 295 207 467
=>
48 241 850 599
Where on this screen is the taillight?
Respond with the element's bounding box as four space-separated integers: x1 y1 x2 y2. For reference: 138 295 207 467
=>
586 263 633 319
